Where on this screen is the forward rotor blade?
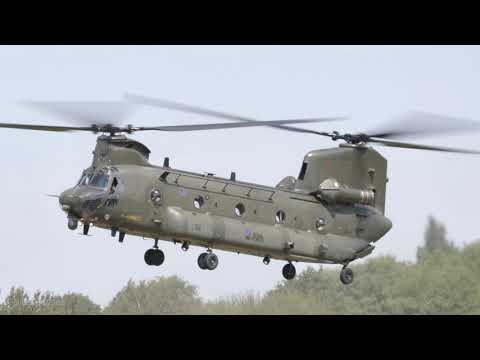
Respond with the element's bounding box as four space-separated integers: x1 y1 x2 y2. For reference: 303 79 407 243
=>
369 137 480 154
125 93 345 136
136 118 341 132
22 101 134 127
0 122 92 132
125 93 254 123
367 111 480 139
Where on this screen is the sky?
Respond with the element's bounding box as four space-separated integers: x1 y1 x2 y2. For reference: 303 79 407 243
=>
0 45 479 306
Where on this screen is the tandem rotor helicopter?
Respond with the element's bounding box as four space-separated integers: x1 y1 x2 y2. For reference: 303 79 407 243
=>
3 94 480 284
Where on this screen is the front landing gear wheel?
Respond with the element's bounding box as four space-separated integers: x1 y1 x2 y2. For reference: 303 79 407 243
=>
340 267 354 285
282 263 296 280
144 249 165 266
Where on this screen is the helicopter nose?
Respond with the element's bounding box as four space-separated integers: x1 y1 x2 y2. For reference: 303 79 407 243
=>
59 191 81 213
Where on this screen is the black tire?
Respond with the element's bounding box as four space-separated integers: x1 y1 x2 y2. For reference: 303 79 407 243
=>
204 253 219 270
198 253 208 270
340 267 354 285
282 263 296 280
152 249 165 266
144 249 156 266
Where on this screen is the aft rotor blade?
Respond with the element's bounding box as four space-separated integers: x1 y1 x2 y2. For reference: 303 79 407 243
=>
22 101 134 127
136 118 342 132
369 137 480 154
0 122 92 132
367 111 480 139
125 93 345 136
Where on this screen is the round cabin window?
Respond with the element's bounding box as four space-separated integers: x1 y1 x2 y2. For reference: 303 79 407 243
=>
275 210 286 224
150 189 162 206
234 203 245 217
315 218 326 231
193 196 205 209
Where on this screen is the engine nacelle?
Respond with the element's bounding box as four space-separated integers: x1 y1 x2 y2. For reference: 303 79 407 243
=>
316 178 375 206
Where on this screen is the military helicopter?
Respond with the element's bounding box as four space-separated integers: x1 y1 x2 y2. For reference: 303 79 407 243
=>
2 95 480 284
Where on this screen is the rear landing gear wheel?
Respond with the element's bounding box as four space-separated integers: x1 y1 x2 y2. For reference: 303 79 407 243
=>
282 262 296 280
198 252 218 270
197 253 208 270
144 248 164 266
204 253 218 270
340 267 354 285
263 256 270 265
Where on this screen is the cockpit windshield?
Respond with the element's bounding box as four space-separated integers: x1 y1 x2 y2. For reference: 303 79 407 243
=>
89 173 110 189
77 173 92 186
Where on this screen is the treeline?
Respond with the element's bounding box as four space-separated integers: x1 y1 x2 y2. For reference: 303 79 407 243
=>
1 216 479 315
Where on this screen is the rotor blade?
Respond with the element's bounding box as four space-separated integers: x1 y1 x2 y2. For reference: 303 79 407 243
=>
136 118 342 132
22 101 134 127
367 111 480 139
125 93 344 136
369 137 480 154
125 93 255 122
0 122 92 132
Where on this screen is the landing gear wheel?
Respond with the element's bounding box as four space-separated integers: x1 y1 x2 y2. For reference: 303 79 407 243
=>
181 242 189 251
144 249 165 266
144 249 156 266
197 253 208 270
263 256 270 265
204 253 218 270
151 249 165 266
282 263 296 280
340 267 354 285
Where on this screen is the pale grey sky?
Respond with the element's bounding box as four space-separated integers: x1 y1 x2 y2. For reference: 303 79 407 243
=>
0 45 479 306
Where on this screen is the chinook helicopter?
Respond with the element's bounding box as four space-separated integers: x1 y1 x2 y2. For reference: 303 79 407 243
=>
3 95 480 284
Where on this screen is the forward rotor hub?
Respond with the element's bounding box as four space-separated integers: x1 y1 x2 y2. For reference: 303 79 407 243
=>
331 132 370 144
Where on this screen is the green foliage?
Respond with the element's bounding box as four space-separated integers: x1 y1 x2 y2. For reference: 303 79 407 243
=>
0 287 101 315
103 276 201 314
417 216 456 262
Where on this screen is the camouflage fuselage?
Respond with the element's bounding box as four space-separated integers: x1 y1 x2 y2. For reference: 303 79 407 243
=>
60 135 392 265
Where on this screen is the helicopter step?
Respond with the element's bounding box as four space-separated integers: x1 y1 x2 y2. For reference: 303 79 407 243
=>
144 239 164 266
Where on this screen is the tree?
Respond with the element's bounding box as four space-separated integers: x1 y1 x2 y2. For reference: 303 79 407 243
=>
1 287 101 315
417 216 455 262
62 293 102 315
104 276 201 315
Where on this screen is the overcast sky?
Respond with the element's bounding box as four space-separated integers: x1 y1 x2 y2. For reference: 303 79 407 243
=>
0 45 479 306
